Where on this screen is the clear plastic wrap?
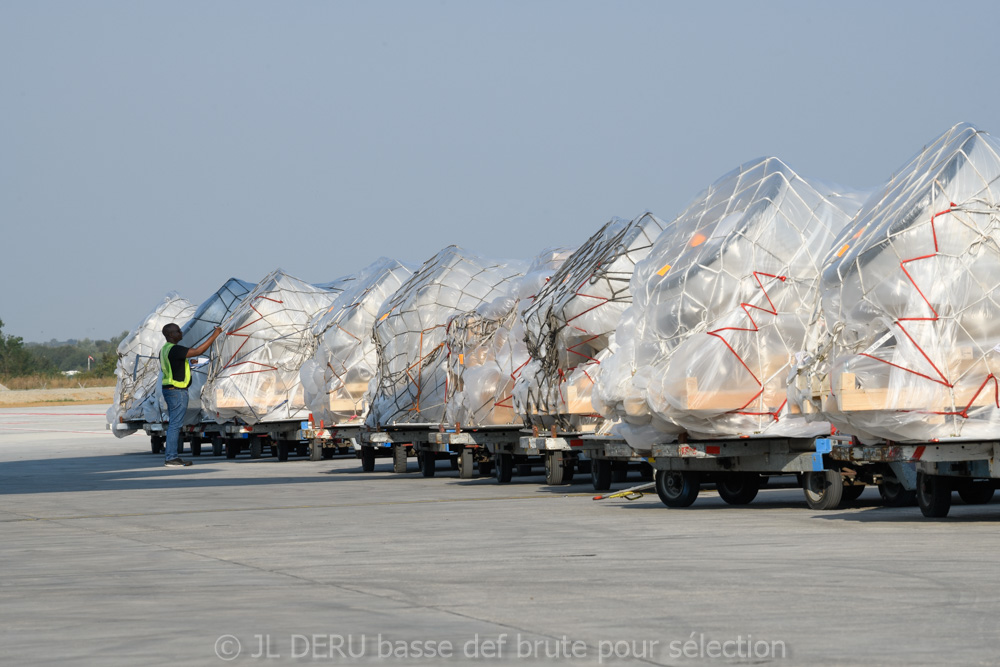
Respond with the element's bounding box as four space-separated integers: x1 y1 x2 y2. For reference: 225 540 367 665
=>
106 293 196 436
175 278 256 425
443 248 573 428
514 214 666 432
791 123 1000 442
203 270 342 424
595 158 863 447
367 246 525 427
300 258 415 426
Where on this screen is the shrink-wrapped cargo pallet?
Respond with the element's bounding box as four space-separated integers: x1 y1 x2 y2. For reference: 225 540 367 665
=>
106 293 196 437
300 258 414 426
203 270 342 424
595 158 863 446
790 123 1000 442
173 278 256 424
514 213 666 432
367 246 525 427
443 248 572 428
107 279 256 436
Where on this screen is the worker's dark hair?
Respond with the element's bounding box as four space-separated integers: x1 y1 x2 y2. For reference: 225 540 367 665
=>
161 323 181 338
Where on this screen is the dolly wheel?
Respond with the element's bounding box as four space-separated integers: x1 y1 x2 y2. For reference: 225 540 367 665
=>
360 446 376 472
495 454 513 484
591 459 612 491
917 472 952 518
716 472 761 505
957 480 995 505
655 470 700 508
802 470 844 510
458 450 474 479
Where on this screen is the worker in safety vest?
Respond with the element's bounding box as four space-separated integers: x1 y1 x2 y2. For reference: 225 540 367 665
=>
160 323 222 467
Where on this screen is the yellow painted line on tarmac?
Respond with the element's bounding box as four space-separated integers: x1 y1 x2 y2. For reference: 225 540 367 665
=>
2 492 596 522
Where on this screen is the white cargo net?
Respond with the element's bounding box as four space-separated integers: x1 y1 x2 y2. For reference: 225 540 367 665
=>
443 248 572 428
515 213 666 432
300 258 414 427
367 246 525 427
106 292 196 437
791 123 1000 442
596 158 862 447
204 270 342 425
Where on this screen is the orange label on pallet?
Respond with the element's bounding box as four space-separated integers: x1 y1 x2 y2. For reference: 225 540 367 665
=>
656 263 671 276
836 244 850 257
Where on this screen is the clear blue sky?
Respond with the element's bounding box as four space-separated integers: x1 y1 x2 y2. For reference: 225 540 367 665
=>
3 1 997 342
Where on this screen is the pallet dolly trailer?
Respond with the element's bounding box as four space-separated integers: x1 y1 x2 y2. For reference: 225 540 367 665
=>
111 413 355 462
481 428 585 485
643 435 847 509
576 435 654 490
880 441 999 518
363 425 510 478
826 438 1000 517
180 419 354 462
421 426 528 479
361 425 438 474
821 436 926 509
501 432 653 487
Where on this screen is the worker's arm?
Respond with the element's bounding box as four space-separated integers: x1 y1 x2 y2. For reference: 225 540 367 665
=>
185 327 223 358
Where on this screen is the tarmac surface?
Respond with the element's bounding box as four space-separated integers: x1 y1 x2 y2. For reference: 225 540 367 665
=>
3 406 1000 666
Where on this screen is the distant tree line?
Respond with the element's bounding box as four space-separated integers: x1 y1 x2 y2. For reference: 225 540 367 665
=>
0 318 126 379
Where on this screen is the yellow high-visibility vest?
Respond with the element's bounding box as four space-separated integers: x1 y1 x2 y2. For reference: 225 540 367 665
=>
160 343 191 389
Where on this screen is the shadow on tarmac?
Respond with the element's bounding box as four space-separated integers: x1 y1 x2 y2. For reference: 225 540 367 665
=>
0 451 366 495
810 496 1000 523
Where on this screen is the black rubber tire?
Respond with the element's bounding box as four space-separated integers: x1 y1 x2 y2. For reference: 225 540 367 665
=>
878 479 917 507
611 464 628 484
225 441 238 459
150 435 165 455
450 456 459 471
392 444 407 473
545 451 566 485
277 443 289 462
842 483 866 503
716 472 761 505
591 459 612 491
190 438 202 457
420 451 436 478
458 450 474 479
802 470 844 510
212 437 224 457
957 480 995 505
250 440 263 459
495 454 513 484
361 446 376 472
478 460 493 477
655 470 700 507
917 472 952 518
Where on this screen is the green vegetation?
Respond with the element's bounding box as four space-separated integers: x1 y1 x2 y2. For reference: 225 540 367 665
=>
0 319 126 388
27 332 127 376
